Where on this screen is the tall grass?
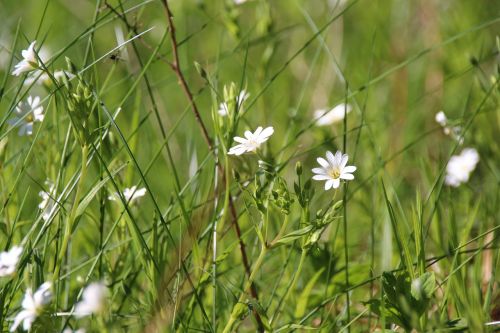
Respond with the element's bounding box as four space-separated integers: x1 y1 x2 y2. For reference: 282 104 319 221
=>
0 0 499 332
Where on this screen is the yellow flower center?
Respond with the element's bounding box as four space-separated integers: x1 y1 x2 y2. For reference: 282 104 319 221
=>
328 168 340 179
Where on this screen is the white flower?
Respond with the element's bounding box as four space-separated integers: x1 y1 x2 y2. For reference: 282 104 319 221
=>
8 96 44 136
445 148 479 187
38 181 56 221
10 282 52 332
0 246 23 277
108 186 146 203
74 282 109 318
314 103 352 126
435 111 447 127
12 41 38 76
228 126 274 155
218 90 250 116
435 111 464 144
312 150 356 190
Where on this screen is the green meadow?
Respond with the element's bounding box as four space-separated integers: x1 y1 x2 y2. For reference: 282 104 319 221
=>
0 0 499 332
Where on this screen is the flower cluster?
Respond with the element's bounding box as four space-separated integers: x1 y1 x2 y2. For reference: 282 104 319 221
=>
9 280 108 331
227 124 357 189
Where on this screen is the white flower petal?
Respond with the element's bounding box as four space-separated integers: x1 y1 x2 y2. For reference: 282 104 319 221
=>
340 173 354 180
259 126 274 139
326 151 336 165
334 151 343 165
313 174 331 181
317 157 329 168
311 168 326 175
343 165 357 173
340 154 349 168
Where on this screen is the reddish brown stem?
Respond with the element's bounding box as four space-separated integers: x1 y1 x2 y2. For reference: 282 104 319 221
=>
160 1 263 331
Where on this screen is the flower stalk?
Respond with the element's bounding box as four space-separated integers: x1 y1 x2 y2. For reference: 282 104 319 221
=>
222 245 268 333
54 143 89 279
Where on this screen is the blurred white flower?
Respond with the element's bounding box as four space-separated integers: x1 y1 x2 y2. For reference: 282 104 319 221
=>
228 126 274 155
0 246 23 277
218 102 230 116
314 103 352 126
312 150 356 190
218 90 250 116
8 96 44 136
445 148 479 187
74 282 109 318
39 181 56 221
10 282 52 332
25 69 75 87
234 0 249 4
435 111 447 127
435 111 464 144
12 41 38 76
108 186 146 203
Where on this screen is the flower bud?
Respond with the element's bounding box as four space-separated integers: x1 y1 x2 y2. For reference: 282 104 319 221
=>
295 161 302 176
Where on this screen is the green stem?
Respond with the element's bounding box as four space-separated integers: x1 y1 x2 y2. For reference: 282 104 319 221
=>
271 248 307 326
343 183 351 331
54 144 89 279
222 246 268 333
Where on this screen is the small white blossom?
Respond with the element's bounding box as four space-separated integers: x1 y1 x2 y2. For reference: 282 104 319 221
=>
0 246 23 277
228 126 274 156
218 90 250 116
38 181 57 221
74 282 109 318
312 150 356 190
108 186 146 203
445 148 479 187
435 111 464 144
314 103 352 126
435 111 447 127
8 96 44 136
12 41 38 76
10 282 52 332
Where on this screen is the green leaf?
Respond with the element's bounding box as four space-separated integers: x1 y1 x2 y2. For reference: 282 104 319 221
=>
295 267 324 318
411 272 435 301
75 163 127 218
272 225 314 247
365 299 407 329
